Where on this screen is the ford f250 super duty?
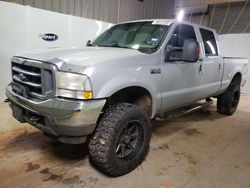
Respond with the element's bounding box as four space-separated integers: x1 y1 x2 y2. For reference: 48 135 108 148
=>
5 19 248 176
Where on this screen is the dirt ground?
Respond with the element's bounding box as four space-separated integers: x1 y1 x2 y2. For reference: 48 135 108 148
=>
0 96 250 188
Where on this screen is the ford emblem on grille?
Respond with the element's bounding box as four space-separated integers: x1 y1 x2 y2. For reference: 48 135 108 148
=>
39 33 58 42
18 73 27 81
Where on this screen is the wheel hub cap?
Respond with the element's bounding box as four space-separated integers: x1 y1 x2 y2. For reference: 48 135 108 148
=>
115 120 141 159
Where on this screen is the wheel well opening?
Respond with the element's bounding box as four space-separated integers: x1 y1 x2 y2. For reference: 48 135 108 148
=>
231 73 242 86
106 86 152 117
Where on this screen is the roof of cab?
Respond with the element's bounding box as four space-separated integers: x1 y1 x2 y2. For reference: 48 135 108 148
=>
118 19 217 33
119 19 175 26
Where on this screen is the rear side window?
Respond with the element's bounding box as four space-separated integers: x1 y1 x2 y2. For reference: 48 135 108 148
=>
200 28 218 56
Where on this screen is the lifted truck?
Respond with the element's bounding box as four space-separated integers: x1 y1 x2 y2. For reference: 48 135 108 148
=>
6 19 248 176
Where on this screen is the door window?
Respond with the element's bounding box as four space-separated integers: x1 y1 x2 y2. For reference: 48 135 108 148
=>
166 24 197 61
200 28 218 56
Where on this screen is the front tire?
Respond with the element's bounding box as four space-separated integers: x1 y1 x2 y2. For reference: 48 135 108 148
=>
89 103 151 177
217 83 240 115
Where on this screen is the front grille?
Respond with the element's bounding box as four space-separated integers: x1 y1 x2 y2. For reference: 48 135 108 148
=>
11 59 54 99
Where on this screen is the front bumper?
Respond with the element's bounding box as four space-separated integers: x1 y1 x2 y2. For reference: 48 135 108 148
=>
6 85 106 144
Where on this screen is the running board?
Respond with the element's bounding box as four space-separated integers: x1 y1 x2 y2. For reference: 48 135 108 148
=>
155 99 213 121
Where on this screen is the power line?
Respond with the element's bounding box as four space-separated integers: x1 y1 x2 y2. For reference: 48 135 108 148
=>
219 3 230 34
243 22 250 33
189 8 193 22
199 6 207 25
209 4 216 28
228 0 249 33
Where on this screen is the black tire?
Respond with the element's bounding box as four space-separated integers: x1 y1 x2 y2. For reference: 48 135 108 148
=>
217 83 240 115
88 103 151 177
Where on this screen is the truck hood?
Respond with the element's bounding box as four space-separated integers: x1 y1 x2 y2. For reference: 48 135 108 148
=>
15 47 144 67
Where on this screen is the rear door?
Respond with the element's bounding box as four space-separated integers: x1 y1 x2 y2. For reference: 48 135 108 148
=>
198 28 223 97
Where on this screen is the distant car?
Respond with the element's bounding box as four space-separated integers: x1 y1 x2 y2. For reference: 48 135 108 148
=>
6 19 248 176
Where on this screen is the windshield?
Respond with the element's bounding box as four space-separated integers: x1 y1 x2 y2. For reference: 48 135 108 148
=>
90 21 170 53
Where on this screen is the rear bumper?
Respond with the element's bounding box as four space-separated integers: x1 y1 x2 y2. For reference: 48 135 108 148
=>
6 85 106 144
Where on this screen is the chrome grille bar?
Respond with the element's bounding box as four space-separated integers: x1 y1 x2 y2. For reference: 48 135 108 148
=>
11 58 55 99
13 75 42 88
12 66 41 77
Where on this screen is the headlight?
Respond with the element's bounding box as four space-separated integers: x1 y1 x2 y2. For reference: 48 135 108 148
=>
56 72 93 99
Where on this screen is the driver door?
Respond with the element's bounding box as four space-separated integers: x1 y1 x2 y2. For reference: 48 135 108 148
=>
161 24 203 111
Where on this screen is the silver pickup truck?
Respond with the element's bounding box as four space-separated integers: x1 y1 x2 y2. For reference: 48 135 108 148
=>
6 19 248 176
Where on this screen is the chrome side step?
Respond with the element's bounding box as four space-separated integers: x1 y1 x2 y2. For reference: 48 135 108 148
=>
155 99 213 121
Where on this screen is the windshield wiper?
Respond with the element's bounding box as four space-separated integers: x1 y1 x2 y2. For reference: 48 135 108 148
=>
138 47 157 54
99 43 131 49
86 43 96 47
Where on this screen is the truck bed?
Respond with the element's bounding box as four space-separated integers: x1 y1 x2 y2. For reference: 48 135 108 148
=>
220 57 248 94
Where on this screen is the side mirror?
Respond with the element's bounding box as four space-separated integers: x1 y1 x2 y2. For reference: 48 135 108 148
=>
164 45 182 62
182 39 200 62
86 40 91 46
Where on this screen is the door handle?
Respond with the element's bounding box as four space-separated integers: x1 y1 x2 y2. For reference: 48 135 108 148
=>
219 64 222 71
199 64 203 75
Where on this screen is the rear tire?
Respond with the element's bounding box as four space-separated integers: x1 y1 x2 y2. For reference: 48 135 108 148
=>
217 83 240 115
88 103 151 177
